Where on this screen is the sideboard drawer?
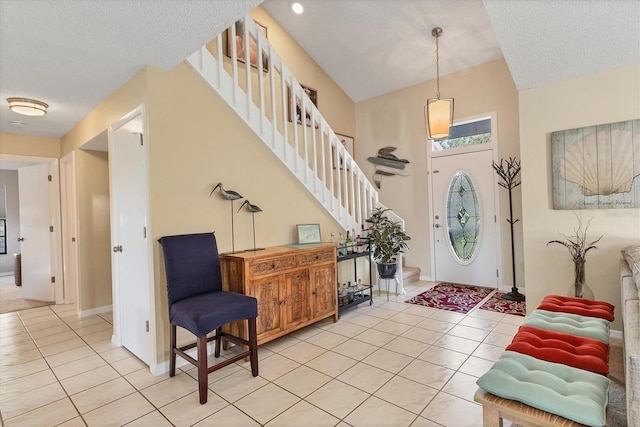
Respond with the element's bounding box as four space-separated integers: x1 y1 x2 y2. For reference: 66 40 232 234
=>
298 248 335 266
249 255 297 276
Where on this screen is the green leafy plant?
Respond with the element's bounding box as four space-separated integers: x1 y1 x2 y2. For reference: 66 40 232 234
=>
365 207 411 264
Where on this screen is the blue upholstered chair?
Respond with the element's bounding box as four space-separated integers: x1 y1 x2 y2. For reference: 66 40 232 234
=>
158 232 258 404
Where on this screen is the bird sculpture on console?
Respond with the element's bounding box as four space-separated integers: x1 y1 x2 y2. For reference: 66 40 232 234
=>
238 200 264 252
210 182 243 253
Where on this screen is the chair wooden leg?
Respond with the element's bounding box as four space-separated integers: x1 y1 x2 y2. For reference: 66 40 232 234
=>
248 317 258 377
214 327 222 358
169 324 177 377
197 335 208 404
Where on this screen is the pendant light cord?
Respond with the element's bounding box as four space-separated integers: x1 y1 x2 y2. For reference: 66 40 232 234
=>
435 31 441 99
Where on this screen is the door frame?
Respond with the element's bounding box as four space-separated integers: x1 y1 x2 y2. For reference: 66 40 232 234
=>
426 112 504 289
108 104 156 370
0 154 63 302
60 152 79 305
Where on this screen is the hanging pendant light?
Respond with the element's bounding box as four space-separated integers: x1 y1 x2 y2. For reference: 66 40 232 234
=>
424 27 454 140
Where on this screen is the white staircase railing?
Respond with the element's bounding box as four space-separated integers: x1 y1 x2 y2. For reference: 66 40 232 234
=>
186 15 404 290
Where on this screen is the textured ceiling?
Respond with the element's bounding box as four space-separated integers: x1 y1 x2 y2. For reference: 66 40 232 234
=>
484 0 640 90
0 0 638 141
0 0 262 138
263 0 504 102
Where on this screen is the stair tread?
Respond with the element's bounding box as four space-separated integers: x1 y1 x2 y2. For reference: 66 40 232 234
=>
403 265 420 284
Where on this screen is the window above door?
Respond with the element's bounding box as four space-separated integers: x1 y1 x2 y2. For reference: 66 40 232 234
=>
432 116 492 153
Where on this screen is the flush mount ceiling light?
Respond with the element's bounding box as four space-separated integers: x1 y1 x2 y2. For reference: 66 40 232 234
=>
424 27 454 140
7 97 48 116
291 2 304 14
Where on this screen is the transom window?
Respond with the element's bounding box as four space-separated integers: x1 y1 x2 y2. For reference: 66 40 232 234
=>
432 117 491 152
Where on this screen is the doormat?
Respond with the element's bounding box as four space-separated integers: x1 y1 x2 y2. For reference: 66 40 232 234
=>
405 283 494 314
479 292 526 317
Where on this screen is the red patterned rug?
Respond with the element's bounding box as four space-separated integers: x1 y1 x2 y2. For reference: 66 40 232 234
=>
479 292 526 317
405 283 494 314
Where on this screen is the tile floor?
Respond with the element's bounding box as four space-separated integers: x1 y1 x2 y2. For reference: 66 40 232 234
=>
0 281 526 426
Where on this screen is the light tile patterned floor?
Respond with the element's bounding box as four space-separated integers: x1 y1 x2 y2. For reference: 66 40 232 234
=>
0 281 526 426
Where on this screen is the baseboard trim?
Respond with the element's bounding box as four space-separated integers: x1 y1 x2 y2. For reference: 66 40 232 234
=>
419 275 434 282
79 305 112 318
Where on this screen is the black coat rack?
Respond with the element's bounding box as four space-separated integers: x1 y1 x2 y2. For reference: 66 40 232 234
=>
492 157 525 302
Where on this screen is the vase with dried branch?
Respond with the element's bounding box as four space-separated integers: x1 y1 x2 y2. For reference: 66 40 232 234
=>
547 214 603 298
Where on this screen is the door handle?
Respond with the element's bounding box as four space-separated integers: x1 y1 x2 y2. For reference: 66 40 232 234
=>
17 237 24 241
113 245 123 253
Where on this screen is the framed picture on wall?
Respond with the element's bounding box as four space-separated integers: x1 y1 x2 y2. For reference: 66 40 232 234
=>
333 133 354 170
288 83 318 125
226 19 269 72
336 133 354 158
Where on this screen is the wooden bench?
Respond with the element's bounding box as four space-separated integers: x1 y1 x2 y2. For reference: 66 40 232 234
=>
474 388 587 427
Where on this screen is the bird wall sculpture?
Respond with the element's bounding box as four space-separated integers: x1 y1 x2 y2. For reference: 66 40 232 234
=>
210 182 243 253
238 200 264 252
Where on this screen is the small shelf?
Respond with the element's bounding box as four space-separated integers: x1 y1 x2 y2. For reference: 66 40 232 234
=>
338 290 372 311
337 240 372 316
337 250 370 262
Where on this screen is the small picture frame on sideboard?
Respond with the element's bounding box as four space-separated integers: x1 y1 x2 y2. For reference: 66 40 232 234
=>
297 224 321 244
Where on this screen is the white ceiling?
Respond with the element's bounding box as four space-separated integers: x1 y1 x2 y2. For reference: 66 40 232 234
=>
0 0 638 141
0 0 262 139
263 0 504 102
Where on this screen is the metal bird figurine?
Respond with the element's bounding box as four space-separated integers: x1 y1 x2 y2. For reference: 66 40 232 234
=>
210 182 243 253
210 182 243 200
238 200 264 252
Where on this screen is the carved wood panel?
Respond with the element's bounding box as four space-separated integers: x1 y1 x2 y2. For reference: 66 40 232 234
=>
312 265 335 318
249 255 297 276
283 270 310 328
248 276 281 337
298 248 334 266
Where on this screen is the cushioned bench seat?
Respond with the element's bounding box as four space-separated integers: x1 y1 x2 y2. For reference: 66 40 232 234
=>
524 309 610 344
538 295 615 322
506 325 609 375
476 351 610 427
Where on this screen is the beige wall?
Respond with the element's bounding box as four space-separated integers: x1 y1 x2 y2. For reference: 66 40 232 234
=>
59 67 150 313
0 133 60 158
75 149 112 309
355 59 521 284
520 64 640 331
146 63 343 364
250 7 356 138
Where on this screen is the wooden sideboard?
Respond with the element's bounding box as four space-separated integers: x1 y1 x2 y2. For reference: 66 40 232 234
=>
220 244 337 345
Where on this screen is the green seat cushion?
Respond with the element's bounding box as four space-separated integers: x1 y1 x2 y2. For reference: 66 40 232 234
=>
524 309 610 344
476 351 610 427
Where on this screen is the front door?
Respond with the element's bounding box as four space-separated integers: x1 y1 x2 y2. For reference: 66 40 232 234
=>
431 149 499 287
110 108 152 366
18 163 54 301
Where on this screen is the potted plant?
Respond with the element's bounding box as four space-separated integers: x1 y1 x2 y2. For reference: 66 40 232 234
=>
547 214 603 298
365 207 411 278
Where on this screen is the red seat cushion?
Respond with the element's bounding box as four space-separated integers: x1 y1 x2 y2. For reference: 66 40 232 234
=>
506 325 609 375
538 295 615 322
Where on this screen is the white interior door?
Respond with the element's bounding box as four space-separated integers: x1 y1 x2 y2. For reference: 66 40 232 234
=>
18 163 54 301
431 149 499 287
60 152 78 304
110 109 152 366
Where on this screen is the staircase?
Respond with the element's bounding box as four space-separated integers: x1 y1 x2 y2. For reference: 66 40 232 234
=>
186 15 410 290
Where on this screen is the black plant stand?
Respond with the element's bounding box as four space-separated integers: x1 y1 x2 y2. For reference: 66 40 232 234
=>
492 157 525 302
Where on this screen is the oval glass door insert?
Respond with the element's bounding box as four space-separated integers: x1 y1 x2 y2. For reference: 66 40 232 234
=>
446 171 480 263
